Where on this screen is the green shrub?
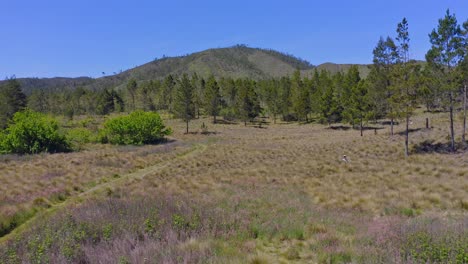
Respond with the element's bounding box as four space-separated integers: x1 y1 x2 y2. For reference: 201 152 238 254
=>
66 127 96 150
100 111 171 145
0 109 70 154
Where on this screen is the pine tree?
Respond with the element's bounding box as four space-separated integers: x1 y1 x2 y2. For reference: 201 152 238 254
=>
291 70 310 121
0 78 27 128
204 75 221 123
368 36 399 134
426 10 465 151
236 79 260 126
161 75 176 112
174 74 195 134
349 80 371 136
27 89 49 113
391 18 418 156
342 66 361 127
319 83 339 125
126 78 138 111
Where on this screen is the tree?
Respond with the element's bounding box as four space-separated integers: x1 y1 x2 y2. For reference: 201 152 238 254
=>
27 89 49 113
368 36 399 135
191 73 205 118
126 78 138 111
204 75 221 123
174 74 195 133
161 75 176 112
96 89 115 115
460 20 468 145
349 80 372 136
291 70 310 121
319 80 340 125
263 79 283 123
342 66 361 127
0 78 27 128
426 10 465 152
236 79 261 125
392 17 418 157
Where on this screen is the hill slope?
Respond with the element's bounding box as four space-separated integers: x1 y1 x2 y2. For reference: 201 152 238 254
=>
4 46 374 93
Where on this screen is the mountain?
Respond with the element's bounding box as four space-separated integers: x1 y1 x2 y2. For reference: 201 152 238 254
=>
3 45 373 93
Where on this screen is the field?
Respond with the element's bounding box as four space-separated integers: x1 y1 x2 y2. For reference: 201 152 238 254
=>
0 111 467 263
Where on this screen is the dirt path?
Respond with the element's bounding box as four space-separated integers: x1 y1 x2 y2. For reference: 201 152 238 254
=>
0 143 207 245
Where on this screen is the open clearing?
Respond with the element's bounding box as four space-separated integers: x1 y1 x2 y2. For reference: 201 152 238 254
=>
0 111 467 263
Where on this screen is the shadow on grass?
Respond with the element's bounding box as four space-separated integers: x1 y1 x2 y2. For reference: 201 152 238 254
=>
378 120 400 126
396 128 429 136
327 125 385 131
412 139 467 154
185 131 220 135
216 119 238 125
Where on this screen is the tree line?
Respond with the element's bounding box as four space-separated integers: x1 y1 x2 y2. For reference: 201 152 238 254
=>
1 10 467 154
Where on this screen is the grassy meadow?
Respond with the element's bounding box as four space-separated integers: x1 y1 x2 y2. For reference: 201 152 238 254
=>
0 110 467 263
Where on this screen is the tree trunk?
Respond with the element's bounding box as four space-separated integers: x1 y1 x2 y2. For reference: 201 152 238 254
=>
360 116 363 137
449 92 455 152
426 118 429 129
390 117 394 137
186 120 189 134
463 84 467 147
213 115 216 124
405 110 409 157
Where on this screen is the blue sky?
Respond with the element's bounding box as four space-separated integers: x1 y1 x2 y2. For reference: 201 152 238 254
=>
1 0 468 78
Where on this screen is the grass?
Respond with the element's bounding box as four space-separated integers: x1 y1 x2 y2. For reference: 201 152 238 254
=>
0 110 467 262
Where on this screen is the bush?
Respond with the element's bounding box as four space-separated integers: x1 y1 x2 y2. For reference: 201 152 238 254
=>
66 127 96 150
0 110 70 154
100 111 171 145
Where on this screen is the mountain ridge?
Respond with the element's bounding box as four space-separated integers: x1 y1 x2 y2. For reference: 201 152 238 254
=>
3 45 372 94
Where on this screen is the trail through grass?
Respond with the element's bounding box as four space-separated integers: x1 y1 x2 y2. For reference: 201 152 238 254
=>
0 143 207 245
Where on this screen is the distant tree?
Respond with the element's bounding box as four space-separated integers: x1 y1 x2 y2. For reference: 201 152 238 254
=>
278 76 292 121
161 75 176 112
27 89 49 113
236 79 261 125
264 79 283 123
368 36 399 134
0 78 27 128
204 75 221 123
426 10 465 151
319 82 340 125
349 80 372 136
96 89 115 115
291 70 310 121
418 66 442 112
174 74 195 133
126 78 138 111
191 73 205 118
341 66 361 127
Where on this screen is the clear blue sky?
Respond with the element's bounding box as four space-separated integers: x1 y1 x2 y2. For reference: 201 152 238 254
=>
1 0 468 78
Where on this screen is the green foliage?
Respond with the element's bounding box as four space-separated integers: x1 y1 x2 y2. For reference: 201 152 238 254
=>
204 75 222 122
0 109 70 154
236 79 261 125
0 78 27 128
174 74 195 133
66 127 96 150
426 9 466 151
102 224 113 241
401 231 468 263
100 111 171 145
